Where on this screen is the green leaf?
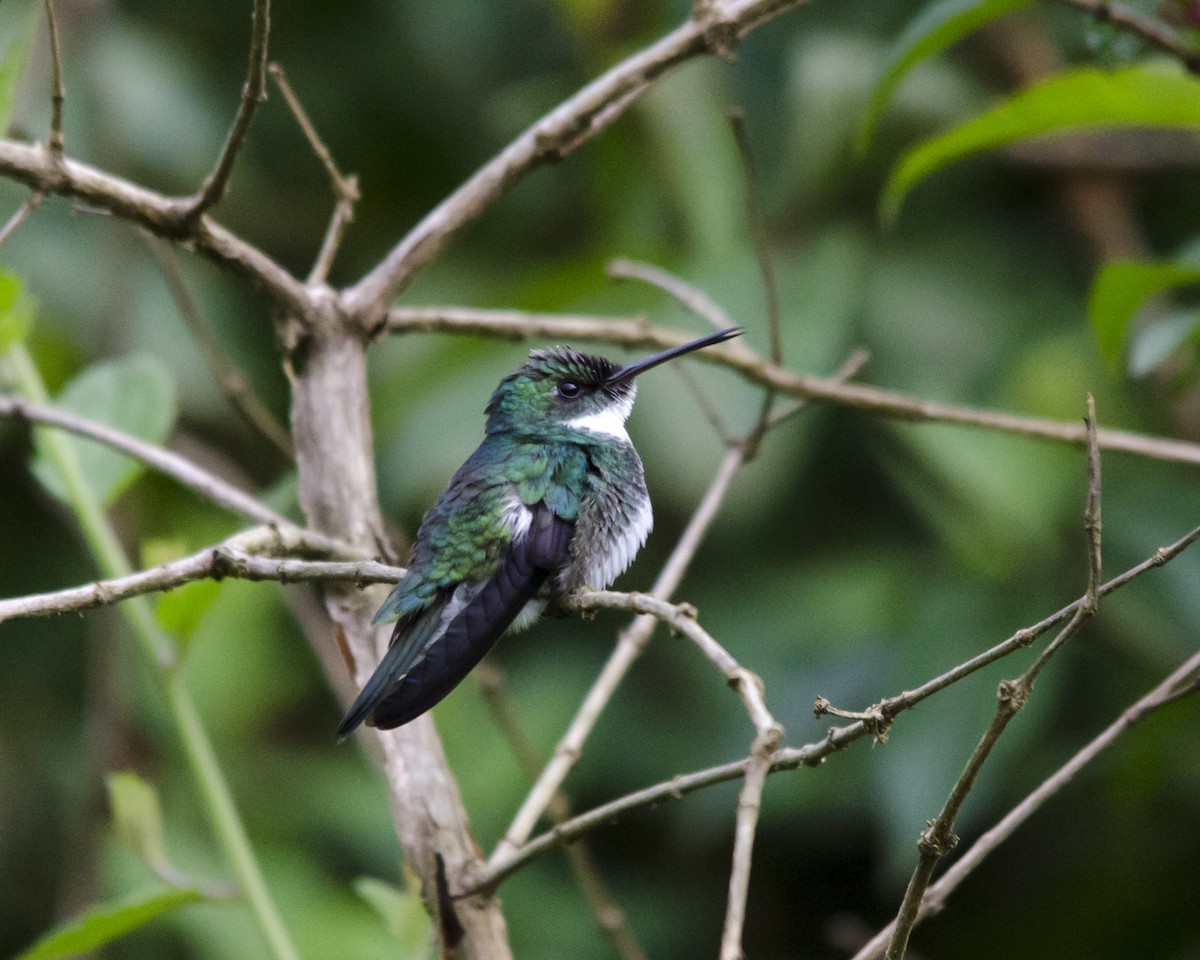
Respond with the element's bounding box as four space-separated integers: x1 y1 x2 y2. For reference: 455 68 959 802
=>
142 538 224 643
1089 258 1200 366
0 269 35 352
106 771 170 873
883 66 1200 222
352 876 432 953
157 578 222 642
13 887 204 960
0 0 41 133
856 0 1032 156
32 355 178 506
1128 308 1200 376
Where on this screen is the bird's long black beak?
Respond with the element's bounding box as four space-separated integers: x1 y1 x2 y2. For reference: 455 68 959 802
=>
606 327 743 385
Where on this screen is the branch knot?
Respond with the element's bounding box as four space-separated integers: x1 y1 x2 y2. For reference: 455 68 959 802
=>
917 821 959 858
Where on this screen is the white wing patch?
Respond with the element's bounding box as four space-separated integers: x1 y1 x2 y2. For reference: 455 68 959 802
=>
502 495 534 541
587 493 653 589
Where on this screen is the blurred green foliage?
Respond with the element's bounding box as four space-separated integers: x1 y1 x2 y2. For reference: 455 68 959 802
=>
1 0 1199 958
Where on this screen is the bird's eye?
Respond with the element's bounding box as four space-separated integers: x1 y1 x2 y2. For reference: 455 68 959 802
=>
557 380 582 399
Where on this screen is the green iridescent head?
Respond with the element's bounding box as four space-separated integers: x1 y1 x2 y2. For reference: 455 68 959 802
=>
485 346 629 436
484 327 743 437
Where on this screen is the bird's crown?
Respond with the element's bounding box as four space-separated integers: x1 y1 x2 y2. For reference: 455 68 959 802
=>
485 346 634 436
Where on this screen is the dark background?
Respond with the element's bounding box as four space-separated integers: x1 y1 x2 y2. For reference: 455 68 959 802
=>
1 0 1198 957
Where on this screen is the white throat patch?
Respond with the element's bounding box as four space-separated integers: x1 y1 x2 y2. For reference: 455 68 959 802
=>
566 394 634 442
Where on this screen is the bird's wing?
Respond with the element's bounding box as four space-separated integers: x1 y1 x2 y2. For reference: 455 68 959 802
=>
337 501 574 736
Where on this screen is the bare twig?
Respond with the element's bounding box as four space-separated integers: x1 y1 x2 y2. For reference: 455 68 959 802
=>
1052 0 1200 74
567 592 783 960
0 525 378 624
607 259 734 331
765 349 871 429
487 347 872 872
0 139 309 313
674 362 736 442
0 393 288 525
475 663 649 960
0 191 43 247
884 402 1103 960
728 107 782 460
43 0 65 159
386 307 648 341
268 62 360 285
147 236 294 459
816 516 1200 731
383 310 1200 467
488 446 746 870
728 109 781 367
180 0 272 219
341 0 818 323
849 648 1200 960
472 483 1200 894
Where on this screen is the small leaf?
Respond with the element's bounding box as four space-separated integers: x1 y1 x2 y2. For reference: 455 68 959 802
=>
13 887 204 960
1088 258 1200 366
0 269 35 351
106 771 170 873
141 538 223 643
353 876 432 953
1128 308 1200 376
0 0 41 133
31 355 178 506
883 66 1200 222
157 579 222 642
856 0 1032 156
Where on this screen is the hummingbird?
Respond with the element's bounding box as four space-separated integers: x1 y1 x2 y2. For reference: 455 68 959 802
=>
337 326 743 736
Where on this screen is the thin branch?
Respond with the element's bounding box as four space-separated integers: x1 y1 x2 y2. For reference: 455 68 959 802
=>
728 108 782 459
884 403 1103 960
1083 395 1103 605
474 663 649 960
568 592 778 737
147 236 294 460
673 361 736 443
0 139 309 314
488 446 746 871
567 592 783 960
0 525 388 623
386 307 649 341
43 0 65 159
0 191 43 247
766 349 871 429
268 62 360 286
727 109 781 367
179 0 272 219
814 517 1200 733
341 0 817 323
606 259 734 331
0 393 289 525
473 504 1200 895
849 648 1200 960
487 347 873 872
383 309 1200 467
9 341 300 960
1052 0 1200 74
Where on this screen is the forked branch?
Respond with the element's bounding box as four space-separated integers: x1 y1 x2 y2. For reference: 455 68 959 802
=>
884 400 1102 960
177 0 272 220
341 0 818 322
